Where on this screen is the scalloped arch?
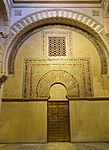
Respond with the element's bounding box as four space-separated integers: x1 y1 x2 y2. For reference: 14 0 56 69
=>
4 9 109 74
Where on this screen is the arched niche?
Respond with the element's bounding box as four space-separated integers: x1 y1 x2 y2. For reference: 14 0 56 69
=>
36 70 79 100
49 83 67 101
3 9 109 75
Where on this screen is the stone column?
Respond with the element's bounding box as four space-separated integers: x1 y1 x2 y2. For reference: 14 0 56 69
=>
0 84 4 114
0 75 7 114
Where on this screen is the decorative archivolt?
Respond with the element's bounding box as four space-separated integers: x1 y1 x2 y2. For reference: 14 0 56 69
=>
10 9 104 36
4 9 109 74
36 70 79 99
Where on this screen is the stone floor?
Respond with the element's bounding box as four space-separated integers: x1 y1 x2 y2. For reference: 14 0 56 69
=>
0 143 109 150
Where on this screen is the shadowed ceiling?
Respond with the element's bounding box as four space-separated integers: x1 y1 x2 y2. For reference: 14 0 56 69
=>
12 0 103 4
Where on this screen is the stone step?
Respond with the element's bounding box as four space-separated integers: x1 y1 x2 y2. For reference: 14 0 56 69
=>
0 142 109 150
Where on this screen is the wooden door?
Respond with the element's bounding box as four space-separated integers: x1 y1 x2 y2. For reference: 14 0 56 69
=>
47 101 70 142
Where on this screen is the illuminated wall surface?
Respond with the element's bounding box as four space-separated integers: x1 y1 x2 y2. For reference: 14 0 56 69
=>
0 0 109 149
3 26 109 98
0 25 109 143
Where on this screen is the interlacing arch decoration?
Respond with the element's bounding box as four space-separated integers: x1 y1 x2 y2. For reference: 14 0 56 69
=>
36 70 79 99
4 9 109 74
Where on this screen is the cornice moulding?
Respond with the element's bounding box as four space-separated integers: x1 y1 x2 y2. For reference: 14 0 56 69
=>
10 0 103 8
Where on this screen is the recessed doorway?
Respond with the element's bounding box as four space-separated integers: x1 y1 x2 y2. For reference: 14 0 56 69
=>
47 84 70 142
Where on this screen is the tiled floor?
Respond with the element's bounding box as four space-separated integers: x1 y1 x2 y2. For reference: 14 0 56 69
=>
0 142 109 150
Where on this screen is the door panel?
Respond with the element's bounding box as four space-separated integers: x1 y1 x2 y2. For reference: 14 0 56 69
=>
47 101 70 142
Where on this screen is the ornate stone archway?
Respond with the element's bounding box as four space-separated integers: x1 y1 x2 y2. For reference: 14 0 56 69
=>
36 70 79 99
4 9 109 75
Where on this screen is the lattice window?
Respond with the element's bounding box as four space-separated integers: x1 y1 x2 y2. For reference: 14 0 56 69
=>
48 37 66 56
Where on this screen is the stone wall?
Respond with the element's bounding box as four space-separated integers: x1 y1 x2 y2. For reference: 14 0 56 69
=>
1 99 109 142
0 101 47 143
70 100 109 142
0 0 109 144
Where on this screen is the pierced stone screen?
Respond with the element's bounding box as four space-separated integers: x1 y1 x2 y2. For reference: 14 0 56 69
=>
48 37 66 56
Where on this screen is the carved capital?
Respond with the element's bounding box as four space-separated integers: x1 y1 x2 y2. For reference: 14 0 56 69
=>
0 75 7 87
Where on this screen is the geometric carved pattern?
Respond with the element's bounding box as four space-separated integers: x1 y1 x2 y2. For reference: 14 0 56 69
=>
23 58 93 99
42 29 71 58
6 10 109 75
10 9 104 37
47 101 70 142
36 70 79 99
7 24 108 75
48 37 66 56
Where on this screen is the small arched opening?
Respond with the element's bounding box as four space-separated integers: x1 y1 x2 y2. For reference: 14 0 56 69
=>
49 83 67 101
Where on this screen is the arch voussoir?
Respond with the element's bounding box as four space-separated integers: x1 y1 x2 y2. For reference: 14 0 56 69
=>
10 9 104 38
4 9 109 75
36 70 79 99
